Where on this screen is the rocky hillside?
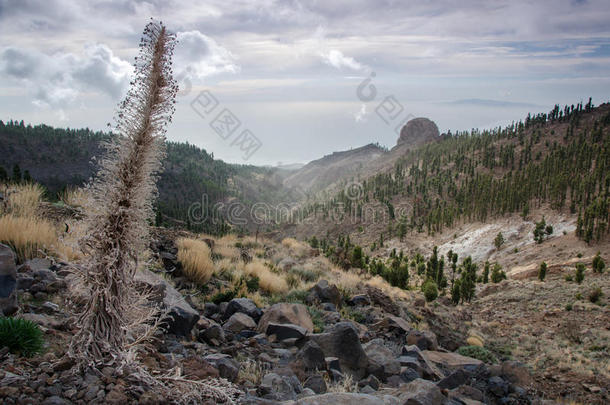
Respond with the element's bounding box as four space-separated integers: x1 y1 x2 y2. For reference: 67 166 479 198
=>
283 143 387 195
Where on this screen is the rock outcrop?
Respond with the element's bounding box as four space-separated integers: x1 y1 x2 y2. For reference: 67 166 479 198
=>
396 117 439 149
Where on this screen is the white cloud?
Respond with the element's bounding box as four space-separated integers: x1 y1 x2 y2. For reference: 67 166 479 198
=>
0 43 131 108
353 103 368 122
175 31 239 80
321 49 365 71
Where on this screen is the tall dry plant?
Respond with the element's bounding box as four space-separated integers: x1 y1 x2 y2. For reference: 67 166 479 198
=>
69 20 178 366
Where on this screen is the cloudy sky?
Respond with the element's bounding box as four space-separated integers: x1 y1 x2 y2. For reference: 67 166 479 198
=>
1 0 610 165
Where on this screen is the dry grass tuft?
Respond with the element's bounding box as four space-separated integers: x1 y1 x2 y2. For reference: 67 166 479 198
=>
326 373 358 393
59 186 90 208
0 214 58 261
2 182 44 218
177 238 215 284
281 237 310 258
244 260 288 294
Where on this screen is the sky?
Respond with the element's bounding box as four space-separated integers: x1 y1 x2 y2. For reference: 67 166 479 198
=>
1 0 610 166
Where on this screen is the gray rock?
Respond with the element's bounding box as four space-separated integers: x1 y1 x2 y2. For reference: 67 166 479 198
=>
203 302 219 318
400 367 421 383
205 355 240 382
266 323 308 341
223 312 257 333
406 330 438 351
311 322 368 378
199 323 225 344
16 274 34 291
391 378 447 405
488 376 509 397
321 302 337 312
307 280 342 307
358 374 380 390
349 294 371 306
0 244 17 316
224 298 262 322
297 341 326 370
438 369 471 390
304 374 327 394
364 340 401 381
260 372 298 401
360 385 376 394
134 269 199 336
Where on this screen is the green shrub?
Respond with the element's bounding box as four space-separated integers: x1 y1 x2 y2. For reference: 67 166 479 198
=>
307 307 325 333
565 303 573 311
592 252 605 273
457 345 497 364
538 261 547 281
210 289 236 304
0 317 44 357
340 307 366 323
422 280 438 302
564 274 573 282
588 287 603 304
575 263 585 284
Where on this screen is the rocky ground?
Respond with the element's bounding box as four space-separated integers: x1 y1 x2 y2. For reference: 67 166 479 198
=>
0 232 607 404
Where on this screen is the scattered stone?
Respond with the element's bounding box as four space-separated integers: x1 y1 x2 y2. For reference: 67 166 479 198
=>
307 280 341 307
391 378 447 405
349 294 371 306
257 303 314 333
224 298 262 322
41 396 70 405
488 376 509 397
199 322 225 345
364 340 401 381
358 374 380 390
224 312 257 333
134 269 199 336
311 322 369 378
304 374 327 394
437 369 471 390
297 341 326 370
406 330 438 351
266 323 308 341
260 372 298 401
321 302 337 312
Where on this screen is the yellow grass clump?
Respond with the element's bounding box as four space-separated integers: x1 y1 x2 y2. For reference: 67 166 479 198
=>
176 237 215 284
281 237 310 258
215 243 239 260
2 182 44 218
244 260 288 294
0 214 57 262
59 186 90 208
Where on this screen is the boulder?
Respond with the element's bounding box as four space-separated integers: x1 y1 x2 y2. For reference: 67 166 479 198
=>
488 376 509 397
437 369 471 390
421 350 482 372
304 375 327 394
406 330 438 351
349 294 371 306
311 322 369 378
307 280 342 307
134 269 199 336
182 357 219 380
391 378 447 405
0 244 17 316
223 298 262 322
296 341 326 370
257 302 314 333
260 372 300 401
401 346 444 380
223 312 257 333
204 354 240 382
266 323 308 341
198 323 225 345
363 340 401 381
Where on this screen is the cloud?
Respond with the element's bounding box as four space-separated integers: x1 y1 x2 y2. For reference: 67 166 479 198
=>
321 49 365 71
175 30 239 79
0 43 131 107
353 103 368 122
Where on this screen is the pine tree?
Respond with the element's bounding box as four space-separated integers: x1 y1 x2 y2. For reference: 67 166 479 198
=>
538 261 547 281
575 263 585 284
